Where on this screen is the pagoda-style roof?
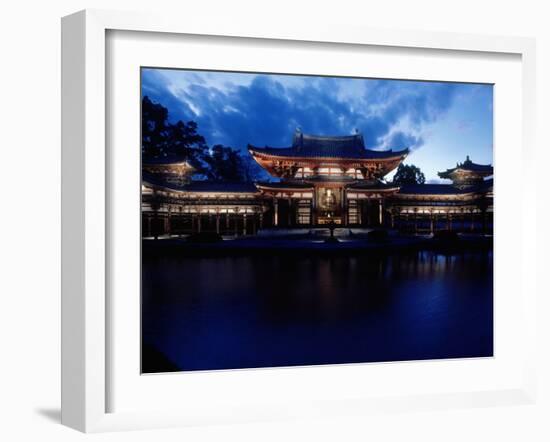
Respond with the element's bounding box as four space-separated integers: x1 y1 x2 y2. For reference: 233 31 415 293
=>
182 181 259 193
255 181 313 190
142 156 195 168
142 159 195 187
249 130 409 180
397 179 493 196
438 156 493 181
346 180 400 192
398 184 470 196
142 172 258 194
248 131 409 161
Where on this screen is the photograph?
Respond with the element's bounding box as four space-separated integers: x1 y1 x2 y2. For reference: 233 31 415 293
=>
140 68 494 373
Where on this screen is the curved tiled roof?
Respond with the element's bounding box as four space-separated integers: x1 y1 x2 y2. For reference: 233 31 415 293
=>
142 155 193 166
248 144 409 160
346 180 400 191
398 184 466 195
248 131 409 160
438 156 493 178
255 181 314 190
397 180 493 195
183 181 259 193
294 132 365 153
142 172 258 193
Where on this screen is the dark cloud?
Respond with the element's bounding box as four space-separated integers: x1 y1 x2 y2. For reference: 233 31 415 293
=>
360 80 458 148
141 70 459 154
385 131 425 150
141 70 195 123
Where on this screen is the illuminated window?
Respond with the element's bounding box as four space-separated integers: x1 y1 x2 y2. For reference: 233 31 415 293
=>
297 200 311 224
348 199 360 224
316 167 345 176
345 169 364 179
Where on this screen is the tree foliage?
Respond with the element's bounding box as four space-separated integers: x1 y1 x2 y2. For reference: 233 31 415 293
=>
142 96 256 181
392 163 426 185
142 96 208 163
141 96 170 158
202 145 246 181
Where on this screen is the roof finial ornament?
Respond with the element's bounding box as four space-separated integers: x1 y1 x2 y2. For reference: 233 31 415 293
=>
295 126 302 133
354 128 359 134
466 155 471 163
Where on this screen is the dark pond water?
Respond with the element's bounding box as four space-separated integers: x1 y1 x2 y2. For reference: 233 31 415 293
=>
142 250 493 372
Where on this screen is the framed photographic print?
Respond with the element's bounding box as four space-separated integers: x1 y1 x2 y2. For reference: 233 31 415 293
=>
140 67 495 373
61 9 538 432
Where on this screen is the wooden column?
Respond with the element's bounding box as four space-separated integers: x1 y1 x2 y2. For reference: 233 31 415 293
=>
378 199 383 226
243 212 247 235
312 188 317 225
365 197 372 227
273 198 279 227
430 210 434 234
197 212 202 233
153 212 159 240
215 211 220 234
151 190 159 240
287 196 292 227
395 208 400 230
342 188 348 226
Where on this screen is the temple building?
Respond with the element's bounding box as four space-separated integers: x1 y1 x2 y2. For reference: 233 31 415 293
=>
248 130 407 227
141 130 493 237
389 156 493 233
142 164 267 237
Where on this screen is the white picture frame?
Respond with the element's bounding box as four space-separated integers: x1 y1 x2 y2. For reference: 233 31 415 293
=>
61 9 538 433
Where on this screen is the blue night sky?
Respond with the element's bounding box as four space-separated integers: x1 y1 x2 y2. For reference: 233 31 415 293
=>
142 68 493 182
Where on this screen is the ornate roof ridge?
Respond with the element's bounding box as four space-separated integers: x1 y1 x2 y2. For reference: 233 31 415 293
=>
142 157 195 167
247 143 409 159
297 132 364 141
142 173 258 193
438 155 493 177
292 130 365 150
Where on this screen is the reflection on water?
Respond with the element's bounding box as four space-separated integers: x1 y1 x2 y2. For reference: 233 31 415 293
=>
142 251 493 372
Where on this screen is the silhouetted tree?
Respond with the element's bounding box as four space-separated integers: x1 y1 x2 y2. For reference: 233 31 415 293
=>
142 96 264 182
141 96 208 163
393 163 426 185
165 120 208 161
142 96 170 158
202 145 247 181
